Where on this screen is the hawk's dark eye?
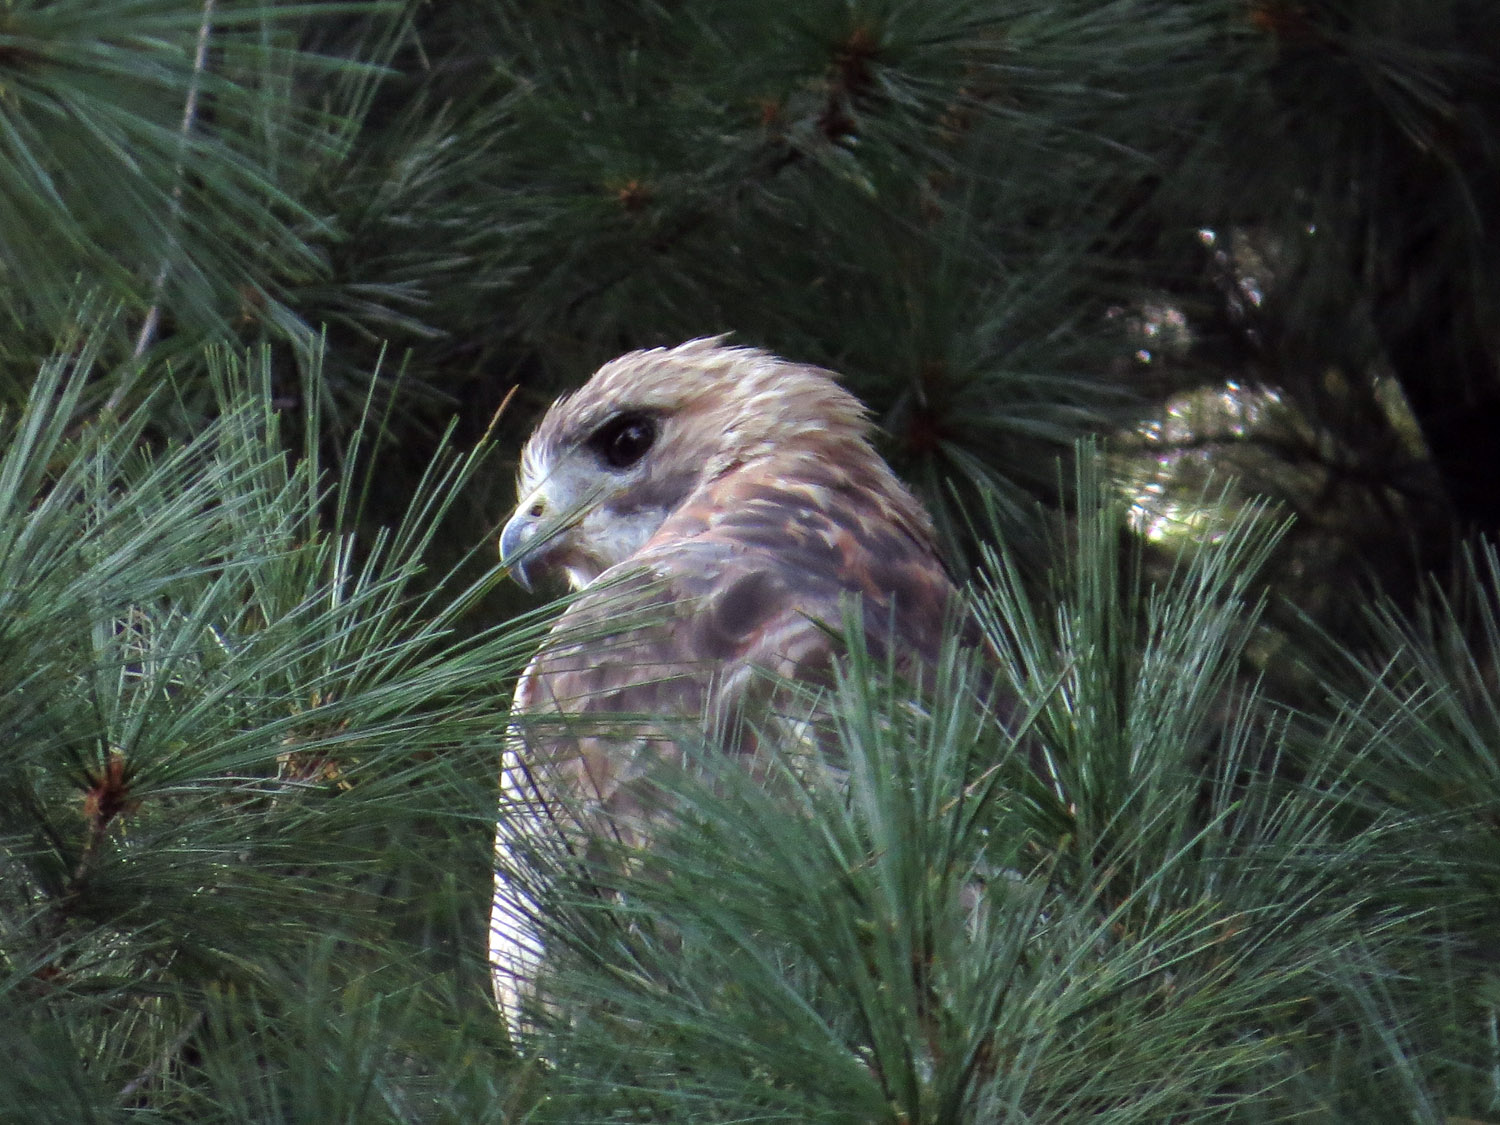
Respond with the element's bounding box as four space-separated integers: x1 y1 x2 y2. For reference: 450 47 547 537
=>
589 413 656 470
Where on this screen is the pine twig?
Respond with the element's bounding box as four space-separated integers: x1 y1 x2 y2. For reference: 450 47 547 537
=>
117 1010 205 1103
109 0 217 412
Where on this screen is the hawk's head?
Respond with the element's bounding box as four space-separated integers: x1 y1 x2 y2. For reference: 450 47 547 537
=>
499 338 885 592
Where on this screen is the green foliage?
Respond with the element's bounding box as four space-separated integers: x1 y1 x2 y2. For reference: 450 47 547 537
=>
504 458 1497 1122
1 329 1497 1117
0 4 396 372
0 329 535 1120
4 0 1498 576
0 1 1498 1119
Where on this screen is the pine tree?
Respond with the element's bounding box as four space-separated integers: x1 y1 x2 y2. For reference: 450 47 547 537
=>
1 1 1498 1120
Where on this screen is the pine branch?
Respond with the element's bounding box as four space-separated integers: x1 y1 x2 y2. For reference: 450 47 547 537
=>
124 0 217 375
117 1010 203 1103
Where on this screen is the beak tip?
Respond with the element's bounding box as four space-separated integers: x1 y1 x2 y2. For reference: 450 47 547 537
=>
499 512 539 593
510 562 534 593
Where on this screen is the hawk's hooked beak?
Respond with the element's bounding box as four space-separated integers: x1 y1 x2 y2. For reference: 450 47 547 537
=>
499 507 542 592
500 473 613 593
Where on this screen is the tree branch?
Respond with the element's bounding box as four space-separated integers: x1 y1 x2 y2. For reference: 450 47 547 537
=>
109 0 217 411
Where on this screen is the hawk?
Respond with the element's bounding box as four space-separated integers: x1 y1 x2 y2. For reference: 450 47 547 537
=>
490 338 971 1027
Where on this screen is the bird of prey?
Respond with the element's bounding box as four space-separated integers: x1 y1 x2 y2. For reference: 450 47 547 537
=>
490 338 970 1027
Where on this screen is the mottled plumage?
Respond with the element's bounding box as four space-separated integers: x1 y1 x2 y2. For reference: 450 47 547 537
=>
491 339 968 1026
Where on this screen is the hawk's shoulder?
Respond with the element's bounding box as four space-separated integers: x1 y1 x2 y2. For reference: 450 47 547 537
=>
516 454 962 729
